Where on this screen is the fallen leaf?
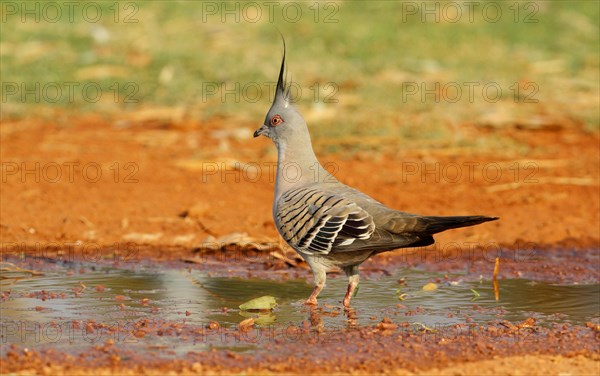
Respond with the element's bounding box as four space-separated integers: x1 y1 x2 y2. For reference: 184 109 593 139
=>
239 296 277 311
517 317 536 329
376 317 397 331
198 232 280 252
238 318 255 330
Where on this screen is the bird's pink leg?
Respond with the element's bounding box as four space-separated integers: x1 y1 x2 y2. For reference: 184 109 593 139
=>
305 282 324 305
343 274 359 308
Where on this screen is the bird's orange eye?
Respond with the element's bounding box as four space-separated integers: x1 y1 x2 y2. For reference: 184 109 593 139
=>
270 114 283 127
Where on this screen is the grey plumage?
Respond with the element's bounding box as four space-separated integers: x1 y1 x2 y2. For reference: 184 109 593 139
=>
254 41 498 307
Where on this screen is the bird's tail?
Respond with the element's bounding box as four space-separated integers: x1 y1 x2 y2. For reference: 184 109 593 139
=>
419 215 498 234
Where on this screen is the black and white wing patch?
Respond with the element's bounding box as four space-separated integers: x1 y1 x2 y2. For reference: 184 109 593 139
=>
276 188 375 255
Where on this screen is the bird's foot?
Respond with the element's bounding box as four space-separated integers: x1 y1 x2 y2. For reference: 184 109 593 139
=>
304 298 318 306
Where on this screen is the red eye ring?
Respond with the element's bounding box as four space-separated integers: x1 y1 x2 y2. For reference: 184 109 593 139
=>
270 114 283 127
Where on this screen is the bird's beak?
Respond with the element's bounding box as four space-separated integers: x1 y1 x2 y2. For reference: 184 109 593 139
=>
253 124 268 138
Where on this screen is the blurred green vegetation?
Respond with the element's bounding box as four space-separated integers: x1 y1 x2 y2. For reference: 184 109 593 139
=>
1 1 598 150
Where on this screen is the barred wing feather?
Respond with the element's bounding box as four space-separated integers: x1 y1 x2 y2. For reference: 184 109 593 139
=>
276 187 375 255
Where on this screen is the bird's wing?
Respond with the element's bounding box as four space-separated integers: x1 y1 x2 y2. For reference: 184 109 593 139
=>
276 186 376 255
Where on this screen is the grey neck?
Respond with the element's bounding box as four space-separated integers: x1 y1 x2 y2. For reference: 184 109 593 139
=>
273 135 332 201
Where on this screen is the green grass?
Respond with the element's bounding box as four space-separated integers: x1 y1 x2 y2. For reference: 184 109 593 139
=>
1 1 598 150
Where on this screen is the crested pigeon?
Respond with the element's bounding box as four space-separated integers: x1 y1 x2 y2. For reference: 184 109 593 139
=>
253 42 498 307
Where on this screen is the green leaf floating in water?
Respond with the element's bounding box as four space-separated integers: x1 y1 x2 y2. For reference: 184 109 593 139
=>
239 296 278 311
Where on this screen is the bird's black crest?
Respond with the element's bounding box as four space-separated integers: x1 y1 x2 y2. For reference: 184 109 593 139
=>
276 36 292 103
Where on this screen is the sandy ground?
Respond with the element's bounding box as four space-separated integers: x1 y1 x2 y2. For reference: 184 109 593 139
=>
1 113 599 374
1 114 598 252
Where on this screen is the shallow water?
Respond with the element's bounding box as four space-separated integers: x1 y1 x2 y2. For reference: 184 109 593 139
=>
1 265 598 354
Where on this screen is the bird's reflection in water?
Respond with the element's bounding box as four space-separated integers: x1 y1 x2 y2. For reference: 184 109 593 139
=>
344 307 358 328
307 305 324 333
304 304 359 332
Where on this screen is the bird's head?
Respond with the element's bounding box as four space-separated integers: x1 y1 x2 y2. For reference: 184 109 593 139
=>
254 40 306 145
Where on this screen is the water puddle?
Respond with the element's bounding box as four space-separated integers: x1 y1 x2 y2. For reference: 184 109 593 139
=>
1 264 599 356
